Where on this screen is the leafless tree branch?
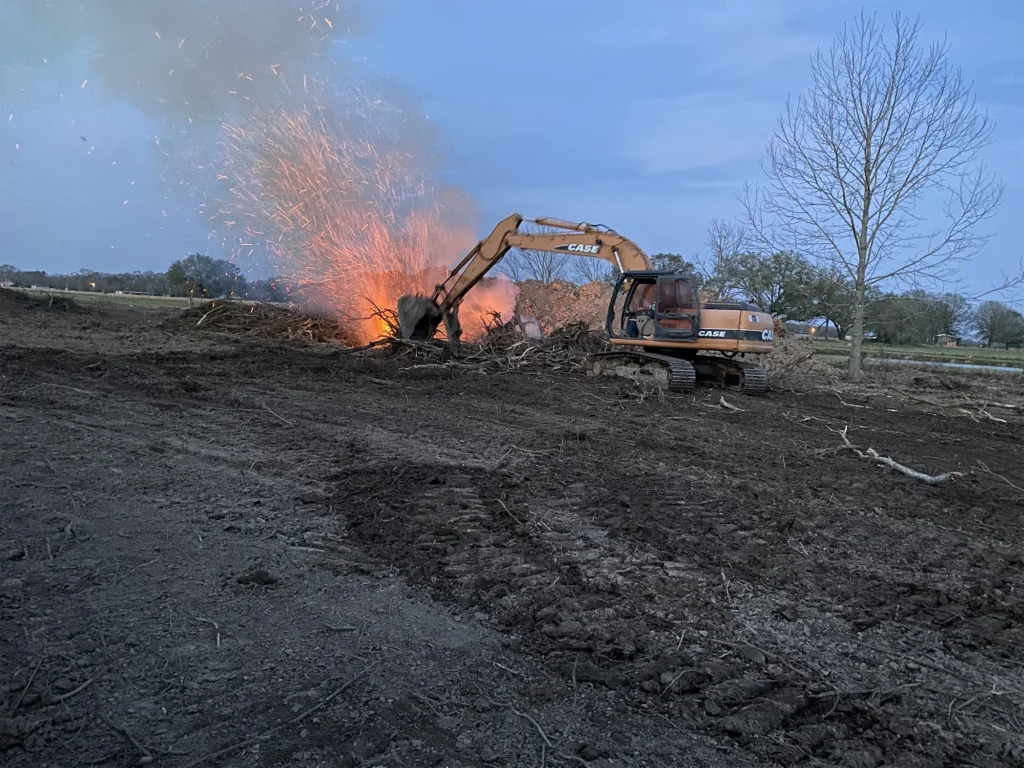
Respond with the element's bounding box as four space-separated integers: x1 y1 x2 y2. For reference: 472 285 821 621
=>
741 11 1004 379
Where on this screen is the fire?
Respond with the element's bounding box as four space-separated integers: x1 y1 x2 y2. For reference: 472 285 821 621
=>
212 102 514 344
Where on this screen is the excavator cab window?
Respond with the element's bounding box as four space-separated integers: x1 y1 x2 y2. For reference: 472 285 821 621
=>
654 277 697 337
607 273 700 341
611 277 658 338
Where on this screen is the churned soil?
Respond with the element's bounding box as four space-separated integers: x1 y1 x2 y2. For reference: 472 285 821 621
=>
2 293 1022 768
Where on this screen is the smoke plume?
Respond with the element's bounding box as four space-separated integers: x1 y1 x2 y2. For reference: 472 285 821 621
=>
1 0 509 339
1 0 363 126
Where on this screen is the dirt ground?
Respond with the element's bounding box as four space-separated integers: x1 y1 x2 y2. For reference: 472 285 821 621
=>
2 293 1022 768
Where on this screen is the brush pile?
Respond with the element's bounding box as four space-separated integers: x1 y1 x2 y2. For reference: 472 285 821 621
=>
0 288 86 314
169 302 357 345
763 335 841 386
376 318 610 375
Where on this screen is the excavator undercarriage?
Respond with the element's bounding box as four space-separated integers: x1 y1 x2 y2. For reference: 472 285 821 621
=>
396 214 773 395
589 351 767 395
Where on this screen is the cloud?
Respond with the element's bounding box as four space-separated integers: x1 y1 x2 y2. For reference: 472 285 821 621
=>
583 1 824 81
623 92 778 175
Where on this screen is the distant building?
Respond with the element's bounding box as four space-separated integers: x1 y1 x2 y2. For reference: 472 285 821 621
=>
935 333 960 347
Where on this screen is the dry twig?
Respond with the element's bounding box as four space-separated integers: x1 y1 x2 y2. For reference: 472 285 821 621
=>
14 652 45 710
50 677 94 704
262 404 294 426
97 711 158 760
195 617 221 649
976 460 1024 495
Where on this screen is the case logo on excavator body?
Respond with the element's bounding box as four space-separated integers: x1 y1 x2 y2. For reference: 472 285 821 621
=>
555 243 601 254
698 330 727 338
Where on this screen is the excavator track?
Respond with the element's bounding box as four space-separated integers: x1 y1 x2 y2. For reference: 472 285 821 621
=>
736 361 769 395
591 351 696 393
662 355 698 393
692 356 769 395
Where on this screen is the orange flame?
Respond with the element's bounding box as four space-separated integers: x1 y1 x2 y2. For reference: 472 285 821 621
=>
213 103 514 344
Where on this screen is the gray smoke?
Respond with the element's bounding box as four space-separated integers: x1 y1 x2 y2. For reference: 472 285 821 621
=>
0 0 468 282
1 0 365 128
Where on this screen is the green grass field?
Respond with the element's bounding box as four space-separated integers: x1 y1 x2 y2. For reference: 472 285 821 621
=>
11 288 206 310
811 339 1024 368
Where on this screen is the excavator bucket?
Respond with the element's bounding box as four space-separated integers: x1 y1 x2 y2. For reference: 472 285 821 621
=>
397 295 442 341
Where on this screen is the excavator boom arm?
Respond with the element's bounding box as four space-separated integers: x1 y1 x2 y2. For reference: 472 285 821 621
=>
432 214 652 314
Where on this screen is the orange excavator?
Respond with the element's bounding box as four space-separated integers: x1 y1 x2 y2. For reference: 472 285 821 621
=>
397 214 774 394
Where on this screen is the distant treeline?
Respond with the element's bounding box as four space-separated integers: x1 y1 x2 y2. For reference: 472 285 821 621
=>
3 253 1021 347
1 255 291 303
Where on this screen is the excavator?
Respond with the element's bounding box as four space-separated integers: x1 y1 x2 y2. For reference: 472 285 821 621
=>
397 214 774 394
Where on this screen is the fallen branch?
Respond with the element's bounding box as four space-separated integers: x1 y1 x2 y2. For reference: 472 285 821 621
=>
834 426 964 485
866 448 965 485
832 391 867 408
49 677 94 704
179 661 378 768
719 396 745 412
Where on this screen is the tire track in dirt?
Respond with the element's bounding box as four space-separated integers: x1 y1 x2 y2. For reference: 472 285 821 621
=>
337 428 1023 767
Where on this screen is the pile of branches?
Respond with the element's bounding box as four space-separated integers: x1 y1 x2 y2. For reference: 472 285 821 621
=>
170 302 356 345
0 287 86 314
374 319 611 375
764 335 840 387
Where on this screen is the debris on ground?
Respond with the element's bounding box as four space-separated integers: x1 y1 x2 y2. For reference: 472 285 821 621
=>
373 321 608 375
166 302 356 345
3 298 1022 768
0 287 87 314
763 335 841 387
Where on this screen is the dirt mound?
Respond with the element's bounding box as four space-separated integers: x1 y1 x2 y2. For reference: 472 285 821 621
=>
515 280 611 333
166 301 357 345
0 287 86 314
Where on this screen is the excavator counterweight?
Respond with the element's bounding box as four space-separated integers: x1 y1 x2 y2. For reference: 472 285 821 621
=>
395 214 774 394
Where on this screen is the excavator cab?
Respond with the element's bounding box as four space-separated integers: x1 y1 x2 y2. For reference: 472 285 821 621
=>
607 272 699 342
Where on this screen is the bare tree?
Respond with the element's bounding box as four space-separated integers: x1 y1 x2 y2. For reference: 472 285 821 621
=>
498 248 570 283
697 218 747 299
742 11 1006 380
569 254 615 284
495 220 573 284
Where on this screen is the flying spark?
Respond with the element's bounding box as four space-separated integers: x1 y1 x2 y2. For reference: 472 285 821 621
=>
211 103 513 343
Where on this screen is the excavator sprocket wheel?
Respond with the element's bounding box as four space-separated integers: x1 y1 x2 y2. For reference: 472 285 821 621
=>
666 358 697 393
738 364 769 395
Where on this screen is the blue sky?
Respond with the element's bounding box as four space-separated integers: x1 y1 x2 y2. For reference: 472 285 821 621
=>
1 0 1021 295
